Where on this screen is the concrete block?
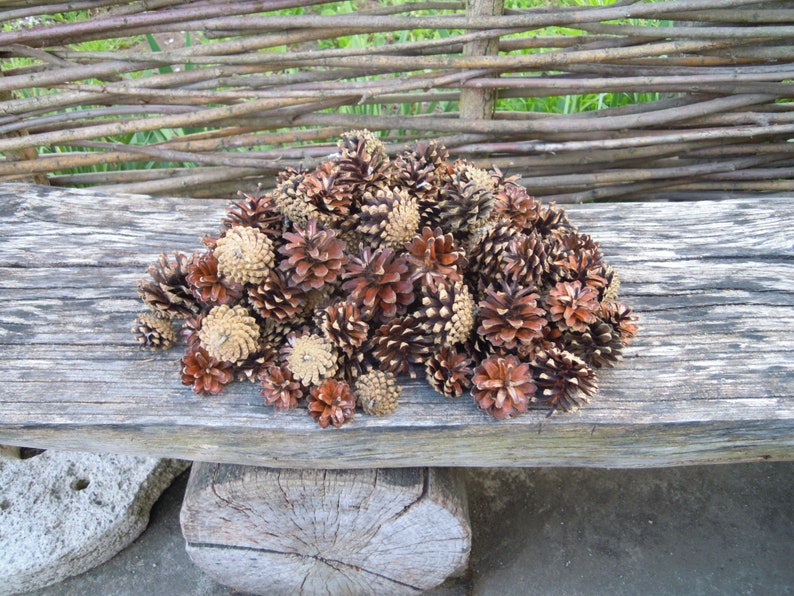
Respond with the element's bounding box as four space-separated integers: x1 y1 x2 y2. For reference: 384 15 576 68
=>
0 449 188 595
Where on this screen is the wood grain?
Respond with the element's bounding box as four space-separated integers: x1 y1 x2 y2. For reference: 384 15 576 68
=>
180 464 469 594
0 183 792 468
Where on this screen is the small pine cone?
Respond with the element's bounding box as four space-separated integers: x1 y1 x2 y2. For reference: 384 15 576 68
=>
530 347 597 414
492 182 541 232
278 219 347 291
299 161 354 220
437 175 495 234
471 355 536 420
425 346 473 398
338 129 386 160
307 378 356 429
564 321 624 369
354 369 401 416
602 265 621 303
391 152 440 200
467 218 519 286
359 187 420 250
180 313 203 348
272 168 319 226
221 188 282 234
371 316 433 377
546 280 600 333
260 363 305 411
198 304 260 363
180 345 234 396
137 251 200 319
418 281 476 347
321 300 369 356
534 202 574 238
342 247 415 323
404 226 466 288
477 283 548 351
132 312 178 350
550 249 608 293
259 317 294 346
185 251 244 307
452 159 496 191
335 131 391 192
501 232 548 288
284 332 338 386
214 226 275 286
248 268 307 322
235 342 278 382
600 301 638 345
410 140 450 176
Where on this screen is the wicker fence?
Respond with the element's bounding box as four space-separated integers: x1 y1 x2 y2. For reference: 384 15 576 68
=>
0 0 792 201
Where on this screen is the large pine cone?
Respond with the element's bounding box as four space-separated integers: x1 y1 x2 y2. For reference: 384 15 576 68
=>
546 280 600 333
321 300 369 356
278 219 347 291
283 332 338 387
198 304 260 363
342 246 415 323
471 355 536 420
137 251 199 318
214 226 275 286
477 282 547 351
298 160 354 221
437 174 494 234
404 226 467 288
492 182 541 232
370 315 433 377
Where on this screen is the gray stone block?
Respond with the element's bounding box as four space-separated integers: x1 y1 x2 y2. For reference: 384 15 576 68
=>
0 449 188 595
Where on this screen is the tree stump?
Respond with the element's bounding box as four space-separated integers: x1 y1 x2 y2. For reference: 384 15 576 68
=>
180 463 470 595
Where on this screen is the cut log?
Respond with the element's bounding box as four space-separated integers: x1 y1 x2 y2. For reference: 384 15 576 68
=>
180 463 470 595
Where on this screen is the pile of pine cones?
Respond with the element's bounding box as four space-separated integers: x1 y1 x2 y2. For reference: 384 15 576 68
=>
133 130 637 428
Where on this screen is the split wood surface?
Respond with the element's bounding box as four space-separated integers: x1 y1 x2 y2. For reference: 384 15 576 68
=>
1 0 792 201
181 464 469 595
0 183 792 468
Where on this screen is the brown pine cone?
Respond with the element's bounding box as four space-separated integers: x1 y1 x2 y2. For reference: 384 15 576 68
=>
354 369 401 416
221 188 282 234
342 247 415 323
391 151 440 201
530 347 597 414
271 168 319 226
198 304 260 363
235 342 278 383
404 226 466 288
425 346 473 398
358 187 421 250
467 218 519 287
214 226 275 286
437 174 494 234
132 312 178 350
248 268 307 322
370 316 433 377
137 251 200 319
185 251 243 307
307 378 356 428
477 282 547 351
564 321 624 369
501 232 548 289
492 182 541 232
335 131 391 193
299 160 354 220
546 280 600 333
600 301 638 345
417 280 476 347
321 300 369 356
260 363 305 411
180 345 234 396
278 219 347 291
551 249 609 293
533 202 574 238
471 355 536 420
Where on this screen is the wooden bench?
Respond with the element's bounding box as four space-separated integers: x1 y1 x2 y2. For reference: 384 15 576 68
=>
1 183 793 594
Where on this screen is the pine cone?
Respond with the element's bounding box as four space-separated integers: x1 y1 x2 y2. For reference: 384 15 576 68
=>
404 226 466 288
198 304 260 363
278 219 347 291
222 188 282 234
546 280 600 333
298 160 354 220
248 267 307 322
371 316 433 377
467 218 519 287
551 249 608 293
602 265 620 303
492 182 541 232
180 345 234 396
534 202 574 238
335 131 391 194
186 251 244 307
477 283 547 351
354 369 401 416
530 347 597 414
600 301 638 345
235 342 278 382
391 151 440 201
471 355 536 420
132 312 178 350
342 247 415 323
137 251 200 318
260 363 305 411
214 226 275 286
437 174 494 234
501 232 548 288
564 321 624 369
272 168 319 226
417 280 476 347
321 300 369 356
358 187 421 250
425 346 473 398
283 332 338 386
307 378 356 428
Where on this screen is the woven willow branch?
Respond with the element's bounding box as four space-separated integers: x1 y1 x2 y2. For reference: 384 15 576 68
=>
0 0 792 201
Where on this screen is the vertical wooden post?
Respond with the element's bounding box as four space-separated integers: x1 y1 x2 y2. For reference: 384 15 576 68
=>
459 0 505 121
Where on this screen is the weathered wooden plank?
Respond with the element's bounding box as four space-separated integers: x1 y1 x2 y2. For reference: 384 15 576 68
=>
0 183 792 468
